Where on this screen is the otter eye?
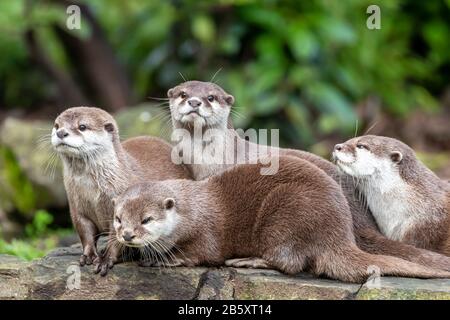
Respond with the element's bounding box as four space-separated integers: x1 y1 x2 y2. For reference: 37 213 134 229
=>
142 217 153 224
356 144 368 150
54 123 59 130
79 124 87 131
115 216 121 224
180 92 187 99
207 95 215 102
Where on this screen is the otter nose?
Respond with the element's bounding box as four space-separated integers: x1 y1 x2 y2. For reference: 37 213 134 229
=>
334 144 343 152
122 231 136 242
188 99 202 108
56 129 69 139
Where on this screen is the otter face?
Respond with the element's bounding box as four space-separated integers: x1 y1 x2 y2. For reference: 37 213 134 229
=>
113 187 179 248
51 107 117 157
168 80 234 129
332 135 405 178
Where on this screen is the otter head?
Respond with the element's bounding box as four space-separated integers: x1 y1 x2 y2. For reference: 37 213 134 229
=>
51 107 118 158
332 135 413 179
113 183 180 248
168 80 234 129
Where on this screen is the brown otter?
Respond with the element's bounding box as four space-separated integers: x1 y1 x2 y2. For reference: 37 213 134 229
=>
51 106 191 274
107 156 450 282
333 135 450 256
167 80 450 271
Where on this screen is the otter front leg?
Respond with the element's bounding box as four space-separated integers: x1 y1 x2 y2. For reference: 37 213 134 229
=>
74 215 99 266
225 257 271 269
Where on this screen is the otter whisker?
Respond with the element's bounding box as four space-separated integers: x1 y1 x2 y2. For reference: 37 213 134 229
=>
155 240 177 265
178 72 188 82
147 96 170 101
364 120 379 135
145 240 168 269
151 240 172 269
150 101 171 109
210 67 223 83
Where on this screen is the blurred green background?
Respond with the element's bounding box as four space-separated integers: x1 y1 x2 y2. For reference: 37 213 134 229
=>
0 0 449 259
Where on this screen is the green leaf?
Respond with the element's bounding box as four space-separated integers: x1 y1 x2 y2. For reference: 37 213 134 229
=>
305 83 356 128
288 23 319 61
317 16 356 45
192 14 215 44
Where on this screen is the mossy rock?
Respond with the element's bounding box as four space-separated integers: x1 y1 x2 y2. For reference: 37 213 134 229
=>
1 248 449 300
357 278 450 300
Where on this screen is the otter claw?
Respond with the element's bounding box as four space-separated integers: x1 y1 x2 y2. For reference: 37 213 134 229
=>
80 254 97 266
94 257 115 276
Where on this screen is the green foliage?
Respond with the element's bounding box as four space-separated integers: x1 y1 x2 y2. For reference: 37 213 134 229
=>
0 145 37 215
25 209 54 238
0 0 449 147
0 237 57 261
0 209 71 260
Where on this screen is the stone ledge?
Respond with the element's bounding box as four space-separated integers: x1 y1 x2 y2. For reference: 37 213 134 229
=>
1 247 449 300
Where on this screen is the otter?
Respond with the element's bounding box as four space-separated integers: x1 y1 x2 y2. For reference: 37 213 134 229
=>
52 106 191 274
167 80 450 271
106 156 450 282
333 135 450 256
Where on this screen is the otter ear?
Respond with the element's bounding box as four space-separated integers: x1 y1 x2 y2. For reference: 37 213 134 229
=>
167 88 174 98
111 197 117 206
225 94 234 106
390 151 403 164
163 198 175 210
104 123 115 133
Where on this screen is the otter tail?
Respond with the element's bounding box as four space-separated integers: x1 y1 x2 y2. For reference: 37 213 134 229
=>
319 245 450 283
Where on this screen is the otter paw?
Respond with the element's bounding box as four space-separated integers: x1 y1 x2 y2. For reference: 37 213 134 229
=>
79 253 97 266
94 256 115 276
225 257 270 269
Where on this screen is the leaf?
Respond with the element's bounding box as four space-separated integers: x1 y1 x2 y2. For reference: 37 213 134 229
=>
288 65 318 86
317 16 356 45
288 23 319 61
305 83 356 128
238 5 287 34
192 14 215 44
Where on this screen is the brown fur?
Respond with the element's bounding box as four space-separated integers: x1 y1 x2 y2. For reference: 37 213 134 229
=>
335 135 450 256
168 81 450 271
53 107 191 272
113 156 450 283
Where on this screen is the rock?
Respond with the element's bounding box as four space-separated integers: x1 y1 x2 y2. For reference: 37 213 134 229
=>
0 255 30 299
357 277 450 300
231 268 360 300
1 247 449 300
196 269 235 300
